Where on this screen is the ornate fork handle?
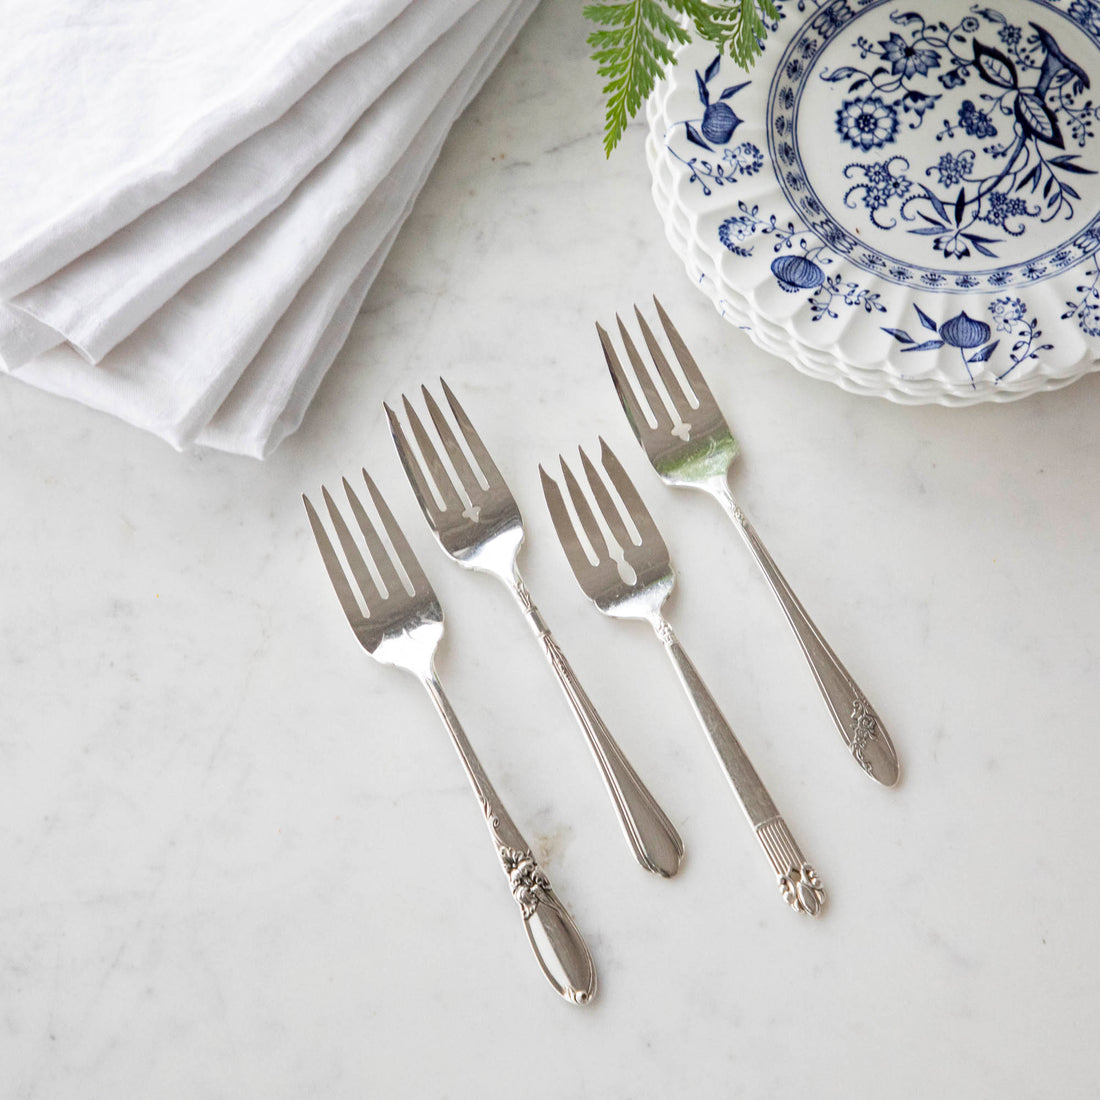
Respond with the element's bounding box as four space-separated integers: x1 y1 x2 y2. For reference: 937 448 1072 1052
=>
653 616 825 918
715 486 900 788
510 575 684 878
422 667 597 1005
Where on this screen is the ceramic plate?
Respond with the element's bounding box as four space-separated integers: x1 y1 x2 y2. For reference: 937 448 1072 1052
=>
647 0 1100 402
647 126 1090 402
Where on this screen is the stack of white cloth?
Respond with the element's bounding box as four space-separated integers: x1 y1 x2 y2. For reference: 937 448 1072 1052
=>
0 0 535 457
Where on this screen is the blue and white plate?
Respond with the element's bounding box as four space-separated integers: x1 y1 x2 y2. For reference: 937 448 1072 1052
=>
648 0 1100 402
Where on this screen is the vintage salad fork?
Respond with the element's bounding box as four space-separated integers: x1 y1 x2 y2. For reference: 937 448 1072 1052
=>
599 298 900 788
385 380 684 879
303 470 597 1004
541 440 826 917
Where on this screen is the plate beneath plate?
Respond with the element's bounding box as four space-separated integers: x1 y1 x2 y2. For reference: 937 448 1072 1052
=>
647 0 1100 403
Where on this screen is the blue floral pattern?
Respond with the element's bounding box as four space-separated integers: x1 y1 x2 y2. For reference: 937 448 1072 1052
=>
659 0 1100 391
666 55 760 196
818 9 1096 262
767 0 1100 288
884 297 1053 381
836 96 900 149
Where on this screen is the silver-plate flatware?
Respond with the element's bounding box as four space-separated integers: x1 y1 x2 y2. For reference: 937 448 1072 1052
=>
386 380 683 878
599 299 900 787
304 470 597 1004
542 440 825 917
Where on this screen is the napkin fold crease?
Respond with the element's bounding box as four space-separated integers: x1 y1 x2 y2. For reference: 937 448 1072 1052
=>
1 0 536 456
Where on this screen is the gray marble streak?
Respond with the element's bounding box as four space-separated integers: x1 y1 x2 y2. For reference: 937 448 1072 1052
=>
1 0 1099 1096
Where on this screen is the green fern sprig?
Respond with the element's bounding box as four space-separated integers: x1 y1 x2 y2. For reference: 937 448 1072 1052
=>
584 0 778 157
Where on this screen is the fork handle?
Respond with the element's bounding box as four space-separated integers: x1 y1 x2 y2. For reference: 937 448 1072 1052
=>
653 616 825 917
715 486 900 788
510 575 684 878
421 667 597 1005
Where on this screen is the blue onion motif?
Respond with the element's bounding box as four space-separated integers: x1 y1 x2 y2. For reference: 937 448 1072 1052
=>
674 55 750 155
701 101 741 144
771 254 826 292
939 311 991 348
881 304 1002 387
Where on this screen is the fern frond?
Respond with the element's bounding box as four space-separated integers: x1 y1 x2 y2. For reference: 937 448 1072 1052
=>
677 0 780 68
585 0 776 156
583 1 691 157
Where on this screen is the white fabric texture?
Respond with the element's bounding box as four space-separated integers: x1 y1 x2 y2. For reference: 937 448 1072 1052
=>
1 0 480 368
12 0 530 454
201 0 535 458
0 0 413 297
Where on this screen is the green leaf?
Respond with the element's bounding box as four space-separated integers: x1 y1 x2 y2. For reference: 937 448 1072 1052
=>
584 0 775 156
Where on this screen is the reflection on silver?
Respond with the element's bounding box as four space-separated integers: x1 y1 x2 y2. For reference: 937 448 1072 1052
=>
599 298 900 787
303 471 596 1005
385 379 683 879
542 439 825 918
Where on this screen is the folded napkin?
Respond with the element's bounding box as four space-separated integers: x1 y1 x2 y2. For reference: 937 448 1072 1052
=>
12 0 533 456
201 0 536 458
0 0 414 297
0 0 479 369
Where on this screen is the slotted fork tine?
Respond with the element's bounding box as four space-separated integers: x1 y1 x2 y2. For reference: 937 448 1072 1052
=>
360 469 432 596
579 445 636 552
341 476 405 599
402 395 466 514
439 377 507 489
540 465 599 580
598 319 672 437
322 484 383 610
597 323 656 449
560 454 611 564
304 492 365 628
633 306 697 421
385 402 446 528
598 438 668 552
616 316 677 432
652 296 714 407
421 384 485 502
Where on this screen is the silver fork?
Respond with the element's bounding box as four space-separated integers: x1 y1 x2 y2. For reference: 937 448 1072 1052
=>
541 439 826 917
302 470 597 1005
385 380 684 879
599 298 900 788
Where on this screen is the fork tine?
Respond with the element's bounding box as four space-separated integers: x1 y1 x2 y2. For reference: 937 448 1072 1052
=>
560 454 611 561
402 395 465 515
614 316 674 433
634 305 696 420
597 322 656 447
304 492 366 627
540 464 599 577
422 384 485 502
322 483 383 613
579 445 636 550
342 476 405 599
361 469 432 597
598 438 668 551
385 402 446 528
439 377 507 490
652 296 713 407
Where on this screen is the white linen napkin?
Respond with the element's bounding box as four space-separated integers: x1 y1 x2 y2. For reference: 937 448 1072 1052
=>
0 0 479 369
0 0 414 298
11 0 529 453
200 0 536 458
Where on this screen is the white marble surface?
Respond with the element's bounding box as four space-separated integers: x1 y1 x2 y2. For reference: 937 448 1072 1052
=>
3 2 1099 1096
